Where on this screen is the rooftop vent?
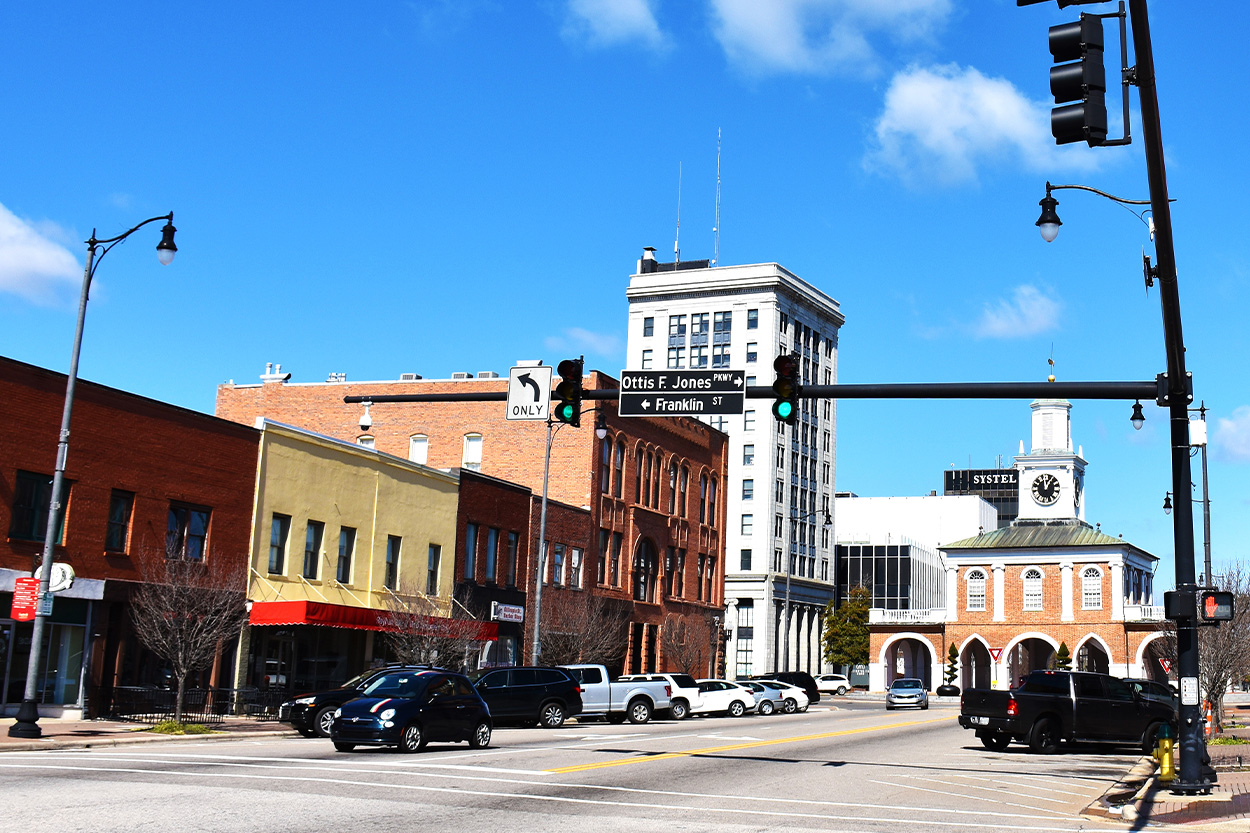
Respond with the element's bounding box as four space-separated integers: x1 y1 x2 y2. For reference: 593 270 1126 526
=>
451 372 472 380
476 371 500 379
400 373 422 381
326 372 347 383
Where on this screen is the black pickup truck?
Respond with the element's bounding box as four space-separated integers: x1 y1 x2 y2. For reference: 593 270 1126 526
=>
958 670 1175 754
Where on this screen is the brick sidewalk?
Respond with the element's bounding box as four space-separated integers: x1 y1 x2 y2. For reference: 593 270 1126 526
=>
0 716 297 753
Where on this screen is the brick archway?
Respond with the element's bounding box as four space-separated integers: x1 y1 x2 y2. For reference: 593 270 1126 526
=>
877 632 938 689
958 635 992 691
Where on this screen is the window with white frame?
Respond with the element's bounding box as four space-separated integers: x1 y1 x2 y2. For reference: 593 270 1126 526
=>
1081 566 1103 609
409 434 428 464
746 342 758 363
1023 568 1044 611
966 568 987 611
741 514 753 534
742 444 754 465
462 433 482 470
641 349 653 369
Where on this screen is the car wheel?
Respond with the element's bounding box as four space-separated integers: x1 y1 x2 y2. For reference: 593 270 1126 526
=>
921 702 929 710
783 698 798 714
728 700 745 717
315 706 337 738
979 731 1011 752
836 686 847 696
627 699 652 725
399 722 426 753
669 699 689 720
1028 717 1060 755
540 702 567 728
758 700 775 716
1141 721 1165 755
885 704 894 711
333 742 355 753
470 721 492 749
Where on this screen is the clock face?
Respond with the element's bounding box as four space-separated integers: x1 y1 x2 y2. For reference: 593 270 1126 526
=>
1074 475 1082 511
1031 474 1061 505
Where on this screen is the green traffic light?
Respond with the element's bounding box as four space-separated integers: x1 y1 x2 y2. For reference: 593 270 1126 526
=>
773 400 793 420
557 403 575 421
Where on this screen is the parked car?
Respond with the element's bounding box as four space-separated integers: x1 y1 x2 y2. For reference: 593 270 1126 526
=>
469 666 583 728
738 681 784 715
330 670 491 753
757 679 810 713
752 671 820 705
959 670 1175 753
1124 678 1180 715
886 678 930 711
618 672 702 720
279 664 437 738
562 664 671 724
693 679 755 717
816 673 851 696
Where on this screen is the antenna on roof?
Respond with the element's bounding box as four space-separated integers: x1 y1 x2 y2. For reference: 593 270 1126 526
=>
712 128 722 266
674 162 682 264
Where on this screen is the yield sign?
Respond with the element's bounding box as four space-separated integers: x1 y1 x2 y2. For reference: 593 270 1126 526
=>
989 647 1003 662
1159 657 1174 675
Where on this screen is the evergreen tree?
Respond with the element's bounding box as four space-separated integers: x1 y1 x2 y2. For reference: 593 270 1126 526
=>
944 643 959 686
1055 641 1072 670
823 585 871 668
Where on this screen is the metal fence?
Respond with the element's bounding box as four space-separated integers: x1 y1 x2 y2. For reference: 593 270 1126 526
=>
109 686 287 724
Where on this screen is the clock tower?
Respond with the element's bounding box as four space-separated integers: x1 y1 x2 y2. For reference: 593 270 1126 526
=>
1015 399 1086 522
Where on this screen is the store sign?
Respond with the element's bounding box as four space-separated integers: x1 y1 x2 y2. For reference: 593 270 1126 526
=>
11 577 39 622
491 602 525 623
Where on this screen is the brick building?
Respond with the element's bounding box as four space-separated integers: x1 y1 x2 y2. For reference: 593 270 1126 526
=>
0 356 258 717
868 400 1166 691
216 365 730 674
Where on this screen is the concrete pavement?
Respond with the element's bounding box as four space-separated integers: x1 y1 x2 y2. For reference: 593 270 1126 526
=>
0 714 296 752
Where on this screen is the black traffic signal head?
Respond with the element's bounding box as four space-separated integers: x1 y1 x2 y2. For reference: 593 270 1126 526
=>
553 357 583 426
771 353 799 425
1048 15 1107 146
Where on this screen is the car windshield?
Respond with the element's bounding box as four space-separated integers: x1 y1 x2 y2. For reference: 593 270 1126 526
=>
891 680 922 690
361 672 428 699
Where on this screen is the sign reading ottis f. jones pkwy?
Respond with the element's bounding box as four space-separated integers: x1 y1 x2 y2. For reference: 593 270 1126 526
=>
618 370 746 417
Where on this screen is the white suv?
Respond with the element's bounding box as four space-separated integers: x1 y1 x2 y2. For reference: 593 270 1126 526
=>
816 673 851 696
617 672 702 720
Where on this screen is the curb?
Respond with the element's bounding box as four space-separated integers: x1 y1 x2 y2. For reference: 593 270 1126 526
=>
1081 755 1156 823
0 728 298 753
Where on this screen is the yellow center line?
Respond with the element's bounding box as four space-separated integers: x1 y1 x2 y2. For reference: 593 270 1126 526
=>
547 714 958 773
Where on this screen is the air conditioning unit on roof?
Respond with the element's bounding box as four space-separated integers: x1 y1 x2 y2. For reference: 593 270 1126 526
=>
450 372 472 380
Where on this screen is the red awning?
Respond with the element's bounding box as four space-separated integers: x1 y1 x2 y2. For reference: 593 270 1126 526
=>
248 600 498 640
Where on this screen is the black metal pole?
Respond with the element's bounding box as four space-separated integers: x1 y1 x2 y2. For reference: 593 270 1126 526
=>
1127 0 1209 793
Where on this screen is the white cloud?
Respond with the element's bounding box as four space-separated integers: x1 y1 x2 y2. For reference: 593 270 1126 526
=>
1213 406 1250 463
544 327 623 358
0 203 81 305
562 0 667 49
973 285 1060 339
865 64 1102 187
708 0 951 77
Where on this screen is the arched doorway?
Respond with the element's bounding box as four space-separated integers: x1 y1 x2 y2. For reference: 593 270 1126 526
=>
885 637 934 688
1006 637 1055 688
1139 634 1173 683
1077 638 1110 673
961 640 992 691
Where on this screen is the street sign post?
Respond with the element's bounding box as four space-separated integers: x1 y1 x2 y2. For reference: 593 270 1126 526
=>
506 365 552 421
618 370 745 418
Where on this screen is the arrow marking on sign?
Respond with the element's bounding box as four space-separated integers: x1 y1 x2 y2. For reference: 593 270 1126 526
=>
517 373 541 402
642 399 652 410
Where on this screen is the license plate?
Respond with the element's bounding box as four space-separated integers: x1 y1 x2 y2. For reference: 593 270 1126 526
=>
971 716 989 725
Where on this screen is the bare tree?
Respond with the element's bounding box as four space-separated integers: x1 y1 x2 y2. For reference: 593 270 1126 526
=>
378 581 488 671
660 612 707 676
129 552 248 724
539 589 630 669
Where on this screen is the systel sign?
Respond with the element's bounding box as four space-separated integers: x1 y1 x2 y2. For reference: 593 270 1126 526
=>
10 577 40 622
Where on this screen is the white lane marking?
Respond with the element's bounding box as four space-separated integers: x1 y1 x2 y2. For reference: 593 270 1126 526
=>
0 763 1099 832
867 778 1065 816
885 774 1071 806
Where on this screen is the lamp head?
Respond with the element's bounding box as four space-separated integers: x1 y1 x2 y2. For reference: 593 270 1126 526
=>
156 218 177 265
359 401 373 432
1130 401 1145 431
1162 492 1172 515
1036 192 1061 243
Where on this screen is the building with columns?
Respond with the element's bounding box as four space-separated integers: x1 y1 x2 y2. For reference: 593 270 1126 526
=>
867 399 1166 692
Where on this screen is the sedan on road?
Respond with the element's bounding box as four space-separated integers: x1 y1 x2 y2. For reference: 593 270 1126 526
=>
739 681 785 715
885 678 930 711
757 679 810 713
331 670 492 753
279 663 437 738
693 679 755 717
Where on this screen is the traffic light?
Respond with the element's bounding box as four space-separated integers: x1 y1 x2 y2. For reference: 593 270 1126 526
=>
1049 14 1107 146
771 354 799 425
553 358 583 427
1199 591 1235 623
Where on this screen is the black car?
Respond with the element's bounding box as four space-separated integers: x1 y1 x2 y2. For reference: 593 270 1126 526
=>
331 670 492 753
470 666 583 728
279 664 437 737
752 671 821 705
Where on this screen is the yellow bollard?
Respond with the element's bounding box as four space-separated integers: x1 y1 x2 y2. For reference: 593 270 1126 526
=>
1153 723 1176 782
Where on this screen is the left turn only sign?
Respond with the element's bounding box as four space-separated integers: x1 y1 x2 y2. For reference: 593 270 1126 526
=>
507 365 552 421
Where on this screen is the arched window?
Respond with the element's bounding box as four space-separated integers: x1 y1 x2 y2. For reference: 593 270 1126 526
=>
699 473 708 524
635 448 644 503
1022 568 1043 611
1081 566 1103 610
652 453 662 508
708 477 718 525
668 460 678 514
966 568 987 611
408 434 428 465
633 539 658 602
613 440 625 497
462 434 482 471
643 450 653 507
600 435 611 493
679 466 689 517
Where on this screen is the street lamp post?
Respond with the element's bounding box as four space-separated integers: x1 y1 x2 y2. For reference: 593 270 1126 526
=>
8 213 177 739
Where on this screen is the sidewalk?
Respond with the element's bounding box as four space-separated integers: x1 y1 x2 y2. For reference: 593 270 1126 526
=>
0 715 297 753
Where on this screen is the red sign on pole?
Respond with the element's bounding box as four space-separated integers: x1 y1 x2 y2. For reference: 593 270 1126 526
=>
989 647 1004 662
11 577 39 622
1159 658 1174 675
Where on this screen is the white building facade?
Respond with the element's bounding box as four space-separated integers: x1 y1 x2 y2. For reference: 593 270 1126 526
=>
625 253 844 678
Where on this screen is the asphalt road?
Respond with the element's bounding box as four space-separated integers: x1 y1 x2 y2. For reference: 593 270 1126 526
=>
0 700 1142 832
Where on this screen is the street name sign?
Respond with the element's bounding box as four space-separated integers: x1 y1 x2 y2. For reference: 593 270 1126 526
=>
618 369 746 417
506 365 552 421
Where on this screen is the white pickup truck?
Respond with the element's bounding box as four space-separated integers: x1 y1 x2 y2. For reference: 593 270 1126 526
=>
561 664 672 724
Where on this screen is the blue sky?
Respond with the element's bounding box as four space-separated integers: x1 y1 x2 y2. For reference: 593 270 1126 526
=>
2 1 1247 590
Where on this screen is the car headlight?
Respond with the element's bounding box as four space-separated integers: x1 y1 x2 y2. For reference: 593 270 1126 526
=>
379 709 396 721
333 708 342 718
293 696 316 705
